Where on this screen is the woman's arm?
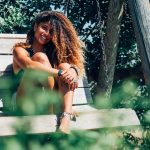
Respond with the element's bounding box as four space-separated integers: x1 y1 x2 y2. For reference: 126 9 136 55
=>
13 47 59 77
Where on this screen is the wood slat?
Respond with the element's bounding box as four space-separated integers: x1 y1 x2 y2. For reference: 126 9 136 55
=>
0 34 26 54
0 34 26 39
78 77 90 88
71 108 140 130
73 87 92 104
0 55 13 72
0 39 26 54
72 104 98 112
0 107 140 136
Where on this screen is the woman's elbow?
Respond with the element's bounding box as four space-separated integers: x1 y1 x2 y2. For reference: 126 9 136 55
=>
18 59 33 70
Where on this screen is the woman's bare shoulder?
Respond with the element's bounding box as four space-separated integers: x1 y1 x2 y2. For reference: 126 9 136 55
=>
13 46 29 56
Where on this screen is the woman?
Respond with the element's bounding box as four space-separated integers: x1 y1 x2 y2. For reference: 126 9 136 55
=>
13 11 84 133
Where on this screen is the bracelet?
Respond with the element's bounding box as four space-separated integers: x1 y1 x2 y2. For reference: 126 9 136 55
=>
70 65 80 76
58 69 63 77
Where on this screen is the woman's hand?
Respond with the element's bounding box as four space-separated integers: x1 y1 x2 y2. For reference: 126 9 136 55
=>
60 67 79 91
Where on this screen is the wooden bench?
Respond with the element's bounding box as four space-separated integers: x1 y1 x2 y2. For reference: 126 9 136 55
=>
0 34 140 136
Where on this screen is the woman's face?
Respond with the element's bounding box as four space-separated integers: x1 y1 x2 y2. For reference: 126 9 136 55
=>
34 21 52 45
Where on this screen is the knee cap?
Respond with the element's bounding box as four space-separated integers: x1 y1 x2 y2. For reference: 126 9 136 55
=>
32 52 48 62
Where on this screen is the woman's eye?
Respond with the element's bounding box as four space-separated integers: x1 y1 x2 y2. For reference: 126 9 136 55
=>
41 26 48 31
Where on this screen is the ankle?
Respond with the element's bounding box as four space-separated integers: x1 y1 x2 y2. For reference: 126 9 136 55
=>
60 112 72 120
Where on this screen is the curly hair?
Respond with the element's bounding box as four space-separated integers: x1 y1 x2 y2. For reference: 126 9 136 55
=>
14 11 85 76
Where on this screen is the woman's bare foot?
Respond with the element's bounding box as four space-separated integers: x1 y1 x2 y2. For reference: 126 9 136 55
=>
58 112 71 134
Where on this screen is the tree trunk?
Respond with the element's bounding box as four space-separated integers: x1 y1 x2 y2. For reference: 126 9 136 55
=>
128 0 150 90
97 0 124 97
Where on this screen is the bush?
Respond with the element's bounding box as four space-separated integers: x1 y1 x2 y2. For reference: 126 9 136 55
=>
0 70 150 149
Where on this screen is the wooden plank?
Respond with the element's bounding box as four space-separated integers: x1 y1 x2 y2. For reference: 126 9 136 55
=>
0 55 13 72
0 34 26 54
0 108 140 136
0 39 25 54
73 87 92 104
72 104 98 112
71 108 140 130
0 34 26 39
128 0 150 86
78 77 90 88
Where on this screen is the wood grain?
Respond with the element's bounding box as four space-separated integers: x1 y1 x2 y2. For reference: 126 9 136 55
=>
0 108 140 136
0 34 26 54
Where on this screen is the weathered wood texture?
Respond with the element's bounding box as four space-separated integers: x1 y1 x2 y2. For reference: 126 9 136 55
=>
0 34 26 54
128 0 150 86
98 0 124 96
0 107 140 136
0 55 13 74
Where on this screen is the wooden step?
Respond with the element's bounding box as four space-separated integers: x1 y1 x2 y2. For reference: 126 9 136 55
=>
0 106 140 136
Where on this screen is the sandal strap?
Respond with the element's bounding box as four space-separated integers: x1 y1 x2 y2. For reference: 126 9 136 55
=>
59 112 78 121
60 112 72 120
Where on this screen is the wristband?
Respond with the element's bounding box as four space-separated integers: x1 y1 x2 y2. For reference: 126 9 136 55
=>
58 69 63 77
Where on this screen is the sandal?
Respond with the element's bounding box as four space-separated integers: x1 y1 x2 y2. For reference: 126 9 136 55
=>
57 112 77 134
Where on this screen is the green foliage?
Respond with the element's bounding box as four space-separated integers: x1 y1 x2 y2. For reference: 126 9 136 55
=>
0 70 61 115
0 6 26 33
0 70 150 149
117 42 141 69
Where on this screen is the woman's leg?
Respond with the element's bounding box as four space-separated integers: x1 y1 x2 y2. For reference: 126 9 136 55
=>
16 52 55 105
57 63 74 133
32 52 55 89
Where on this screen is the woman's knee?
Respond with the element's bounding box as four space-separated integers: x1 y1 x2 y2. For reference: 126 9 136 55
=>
32 52 52 67
58 63 71 70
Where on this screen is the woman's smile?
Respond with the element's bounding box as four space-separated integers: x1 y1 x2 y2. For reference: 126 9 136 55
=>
34 22 51 45
39 33 49 43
